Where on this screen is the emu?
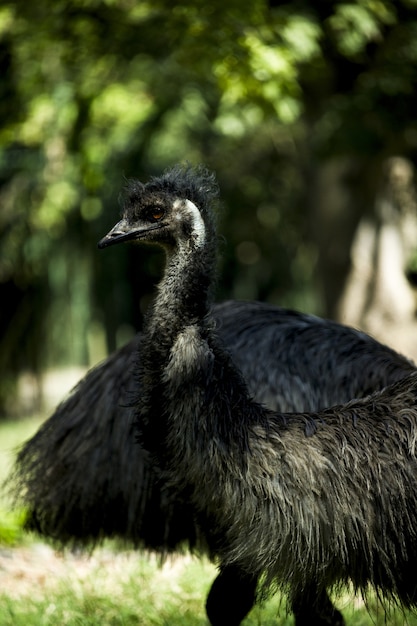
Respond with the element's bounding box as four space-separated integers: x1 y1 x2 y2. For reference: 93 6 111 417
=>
97 163 417 623
11 301 415 626
11 300 415 625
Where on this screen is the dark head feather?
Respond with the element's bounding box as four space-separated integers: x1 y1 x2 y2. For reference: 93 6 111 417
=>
120 163 220 222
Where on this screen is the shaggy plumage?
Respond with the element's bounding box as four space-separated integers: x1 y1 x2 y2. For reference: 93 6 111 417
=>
12 301 412 548
98 163 417 622
9 301 415 626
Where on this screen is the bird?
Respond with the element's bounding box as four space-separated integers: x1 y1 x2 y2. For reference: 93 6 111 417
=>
10 299 415 625
11 301 415 626
97 162 417 624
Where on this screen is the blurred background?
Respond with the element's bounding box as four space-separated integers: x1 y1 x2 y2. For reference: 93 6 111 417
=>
1 0 417 417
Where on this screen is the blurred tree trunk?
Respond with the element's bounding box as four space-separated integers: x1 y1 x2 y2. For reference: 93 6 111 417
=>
307 157 368 319
308 156 417 336
336 157 417 357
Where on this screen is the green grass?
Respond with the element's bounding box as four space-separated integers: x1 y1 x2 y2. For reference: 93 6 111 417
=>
0 415 44 544
0 551 213 626
0 415 44 500
0 549 417 626
1 416 417 625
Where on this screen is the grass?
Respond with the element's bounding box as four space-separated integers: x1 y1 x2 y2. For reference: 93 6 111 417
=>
1 416 417 625
0 415 44 544
0 550 215 626
1 549 417 626
0 415 44 493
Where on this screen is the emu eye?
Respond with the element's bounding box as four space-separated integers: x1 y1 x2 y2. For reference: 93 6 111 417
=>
149 209 165 222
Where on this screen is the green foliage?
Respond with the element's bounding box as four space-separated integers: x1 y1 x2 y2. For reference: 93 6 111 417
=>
329 2 396 58
1 0 417 412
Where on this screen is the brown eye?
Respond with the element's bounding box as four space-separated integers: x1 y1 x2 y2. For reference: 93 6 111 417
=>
150 209 165 221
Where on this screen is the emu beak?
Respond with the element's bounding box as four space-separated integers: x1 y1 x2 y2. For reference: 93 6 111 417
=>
98 219 142 249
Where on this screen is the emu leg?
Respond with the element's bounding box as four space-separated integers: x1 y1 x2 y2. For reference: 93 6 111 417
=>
206 567 345 626
291 586 345 626
205 564 257 626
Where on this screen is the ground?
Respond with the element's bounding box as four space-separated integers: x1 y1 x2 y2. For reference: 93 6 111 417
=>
0 543 193 599
0 543 137 598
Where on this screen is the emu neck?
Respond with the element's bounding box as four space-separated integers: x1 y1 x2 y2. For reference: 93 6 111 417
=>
145 237 216 348
137 229 221 458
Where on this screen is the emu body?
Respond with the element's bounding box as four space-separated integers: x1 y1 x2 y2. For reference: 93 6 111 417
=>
13 307 413 549
10 301 414 626
98 164 417 620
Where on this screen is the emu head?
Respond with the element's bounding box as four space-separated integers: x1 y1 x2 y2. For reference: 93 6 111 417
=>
98 164 219 251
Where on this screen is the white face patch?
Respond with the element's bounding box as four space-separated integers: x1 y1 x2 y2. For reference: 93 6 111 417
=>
173 198 206 247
